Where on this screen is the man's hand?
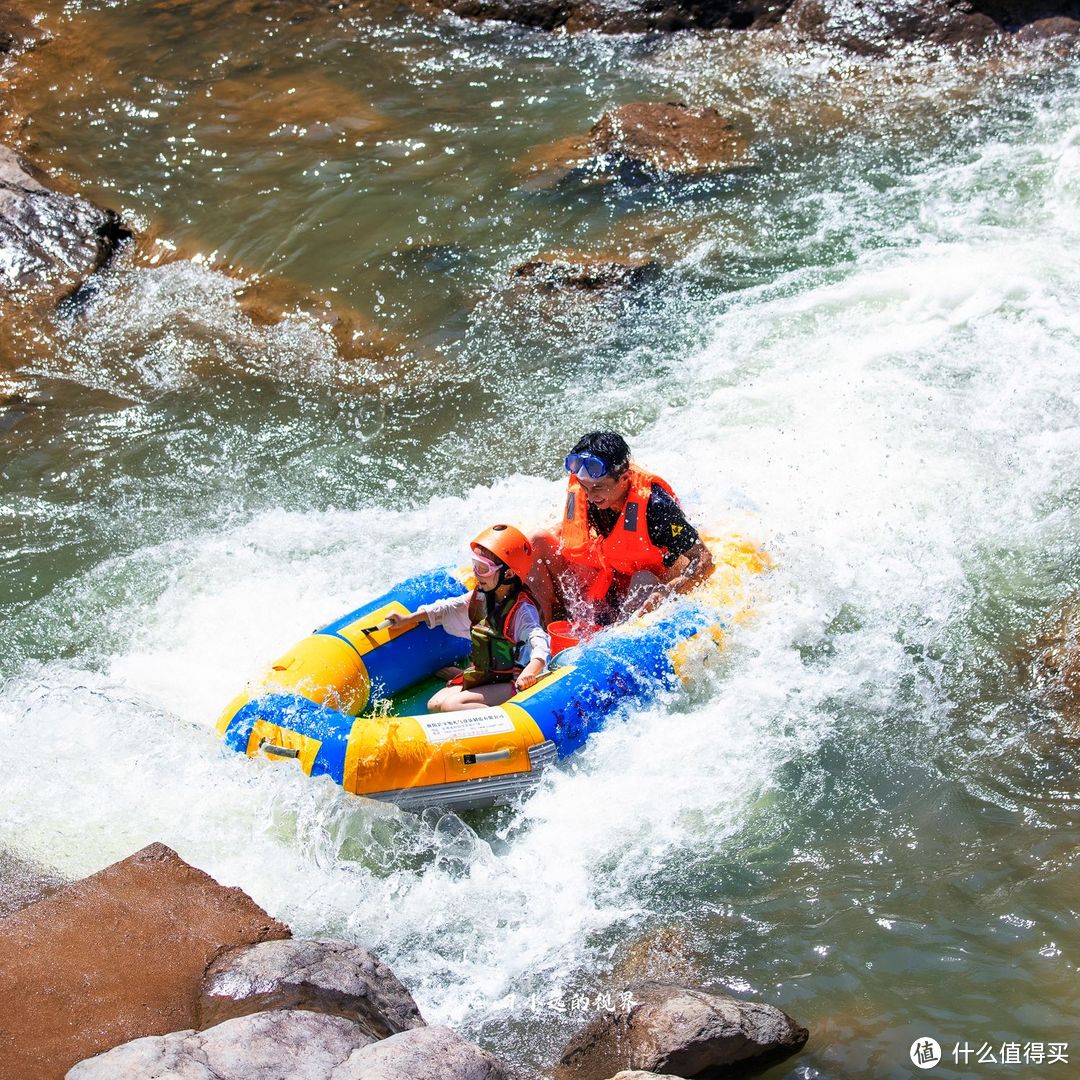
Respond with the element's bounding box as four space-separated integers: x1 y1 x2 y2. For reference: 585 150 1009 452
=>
636 587 670 615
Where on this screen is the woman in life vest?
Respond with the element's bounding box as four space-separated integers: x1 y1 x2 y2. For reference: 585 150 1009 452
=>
385 524 550 713
527 431 714 625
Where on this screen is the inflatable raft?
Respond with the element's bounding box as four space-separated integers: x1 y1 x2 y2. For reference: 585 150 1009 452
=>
216 535 770 812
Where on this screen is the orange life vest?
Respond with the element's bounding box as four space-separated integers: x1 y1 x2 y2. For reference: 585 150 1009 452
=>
560 464 678 602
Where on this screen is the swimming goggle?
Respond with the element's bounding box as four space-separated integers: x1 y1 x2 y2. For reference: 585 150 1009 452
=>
471 552 503 576
564 452 610 479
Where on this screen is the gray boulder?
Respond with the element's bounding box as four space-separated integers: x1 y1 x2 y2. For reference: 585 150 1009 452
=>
69 1017 512 1080
554 982 808 1080
334 1025 513 1080
604 1073 685 1079
66 1010 376 1080
200 937 424 1040
0 145 129 303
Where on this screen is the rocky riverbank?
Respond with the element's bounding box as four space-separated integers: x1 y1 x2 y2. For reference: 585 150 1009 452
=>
0 843 809 1079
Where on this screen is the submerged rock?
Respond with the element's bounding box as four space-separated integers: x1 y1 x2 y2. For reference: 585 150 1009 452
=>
510 251 662 292
554 982 808 1080
0 1 44 54
1028 596 1080 726
231 273 403 365
518 103 750 186
0 145 130 303
200 937 426 1038
0 842 290 1080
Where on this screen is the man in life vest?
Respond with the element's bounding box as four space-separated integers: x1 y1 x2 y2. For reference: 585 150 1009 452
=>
386 524 550 712
528 431 714 625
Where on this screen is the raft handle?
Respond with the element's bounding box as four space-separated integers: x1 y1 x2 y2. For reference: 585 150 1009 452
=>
463 749 512 765
259 740 301 760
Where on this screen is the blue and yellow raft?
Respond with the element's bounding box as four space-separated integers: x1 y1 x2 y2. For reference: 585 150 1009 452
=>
216 536 770 812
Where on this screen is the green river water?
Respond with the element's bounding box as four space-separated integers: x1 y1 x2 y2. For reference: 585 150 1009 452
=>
1 2 1078 1077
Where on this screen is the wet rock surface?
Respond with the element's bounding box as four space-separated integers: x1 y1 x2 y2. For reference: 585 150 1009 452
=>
0 842 290 1080
0 145 130 302
778 0 1080 51
518 103 750 186
437 0 1080 47
510 251 662 292
554 982 808 1080
200 937 426 1038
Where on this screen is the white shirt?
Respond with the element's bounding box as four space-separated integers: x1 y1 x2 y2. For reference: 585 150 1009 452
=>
418 591 550 668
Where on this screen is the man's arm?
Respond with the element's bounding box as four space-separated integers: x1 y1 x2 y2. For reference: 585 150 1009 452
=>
664 539 714 594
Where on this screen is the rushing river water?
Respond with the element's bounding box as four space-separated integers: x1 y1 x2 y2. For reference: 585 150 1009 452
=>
2 2 1079 1077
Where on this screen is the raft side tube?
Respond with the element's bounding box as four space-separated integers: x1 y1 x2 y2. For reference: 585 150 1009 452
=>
508 602 719 757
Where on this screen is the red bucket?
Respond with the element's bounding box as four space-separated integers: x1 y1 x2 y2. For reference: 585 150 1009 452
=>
547 620 598 657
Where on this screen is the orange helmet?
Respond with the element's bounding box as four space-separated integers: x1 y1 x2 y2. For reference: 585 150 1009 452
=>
471 524 534 580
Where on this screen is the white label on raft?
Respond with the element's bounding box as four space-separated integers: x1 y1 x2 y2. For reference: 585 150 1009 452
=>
418 708 515 744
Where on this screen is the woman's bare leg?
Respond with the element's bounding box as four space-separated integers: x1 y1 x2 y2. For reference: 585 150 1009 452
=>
428 681 516 713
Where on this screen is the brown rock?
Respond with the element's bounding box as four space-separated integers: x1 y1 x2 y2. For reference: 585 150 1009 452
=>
779 0 1080 52
554 981 808 1080
779 0 1001 52
518 103 750 187
0 842 290 1080
510 251 662 292
200 938 426 1038
1015 14 1080 38
592 103 750 175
